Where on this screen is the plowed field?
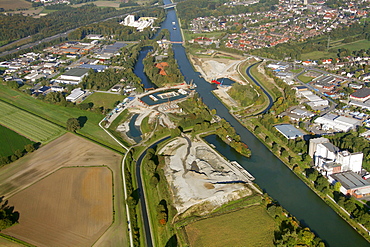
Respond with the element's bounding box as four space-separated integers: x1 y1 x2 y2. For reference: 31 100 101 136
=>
3 167 112 247
0 133 123 246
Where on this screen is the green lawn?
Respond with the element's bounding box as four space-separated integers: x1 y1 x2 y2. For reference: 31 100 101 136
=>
185 205 276 247
183 31 226 42
297 74 314 83
0 101 65 143
290 68 303 73
0 124 34 157
85 92 125 110
301 40 370 61
0 85 122 150
300 51 337 61
337 39 370 52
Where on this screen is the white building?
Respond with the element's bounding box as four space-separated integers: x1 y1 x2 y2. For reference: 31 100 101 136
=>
123 15 135 26
66 88 85 102
314 113 360 132
55 68 89 85
309 137 363 176
297 90 329 108
120 15 157 31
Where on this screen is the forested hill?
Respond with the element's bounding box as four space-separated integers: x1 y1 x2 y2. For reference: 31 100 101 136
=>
0 4 141 46
176 0 278 28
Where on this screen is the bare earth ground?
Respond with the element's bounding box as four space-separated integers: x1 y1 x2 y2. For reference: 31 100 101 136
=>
0 133 120 198
0 133 126 246
189 53 245 83
159 136 252 216
0 0 32 11
3 167 112 247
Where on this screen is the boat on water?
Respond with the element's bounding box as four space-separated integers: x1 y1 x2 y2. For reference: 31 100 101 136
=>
211 79 221 85
172 21 175 25
149 95 158 101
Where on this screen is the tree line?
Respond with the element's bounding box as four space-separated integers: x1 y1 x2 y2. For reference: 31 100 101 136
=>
0 143 38 166
68 7 166 41
0 4 142 46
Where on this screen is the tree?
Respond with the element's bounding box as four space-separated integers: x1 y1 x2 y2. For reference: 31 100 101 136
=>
334 182 342 192
0 199 19 230
66 118 80 132
315 176 329 192
25 144 35 153
14 149 23 158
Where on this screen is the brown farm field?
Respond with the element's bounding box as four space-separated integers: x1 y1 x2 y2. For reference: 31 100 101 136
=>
185 205 276 247
3 167 112 247
0 133 127 246
0 0 32 10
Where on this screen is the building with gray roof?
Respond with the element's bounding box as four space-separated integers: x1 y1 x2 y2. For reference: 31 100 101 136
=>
274 124 304 139
330 171 370 198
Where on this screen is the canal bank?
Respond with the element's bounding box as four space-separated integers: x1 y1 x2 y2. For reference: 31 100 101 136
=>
160 1 370 246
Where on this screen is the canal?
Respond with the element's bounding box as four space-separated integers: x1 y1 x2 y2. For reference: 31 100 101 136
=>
134 1 370 246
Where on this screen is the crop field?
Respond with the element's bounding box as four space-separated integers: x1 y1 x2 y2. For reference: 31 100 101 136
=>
85 92 125 110
0 101 65 143
3 167 112 247
185 205 276 247
0 133 125 246
0 85 121 150
0 0 32 11
0 125 34 157
72 0 121 8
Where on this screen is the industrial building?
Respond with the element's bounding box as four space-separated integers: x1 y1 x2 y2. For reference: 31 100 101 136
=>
314 113 361 132
274 124 304 139
349 87 370 102
120 15 157 32
66 88 85 102
329 172 370 198
55 68 89 85
309 137 363 176
297 90 329 108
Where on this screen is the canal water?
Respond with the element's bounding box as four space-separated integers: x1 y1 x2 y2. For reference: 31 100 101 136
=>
134 46 156 89
126 114 142 143
132 1 370 246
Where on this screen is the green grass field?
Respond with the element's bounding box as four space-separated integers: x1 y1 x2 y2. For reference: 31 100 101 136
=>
85 92 125 109
297 74 314 83
301 39 370 61
0 85 122 150
337 39 370 51
0 101 65 143
183 31 226 42
0 124 34 157
185 205 276 247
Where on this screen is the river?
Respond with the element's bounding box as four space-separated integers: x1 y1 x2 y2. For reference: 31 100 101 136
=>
134 1 370 246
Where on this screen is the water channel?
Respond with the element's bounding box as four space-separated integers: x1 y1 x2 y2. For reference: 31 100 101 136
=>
134 2 370 246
